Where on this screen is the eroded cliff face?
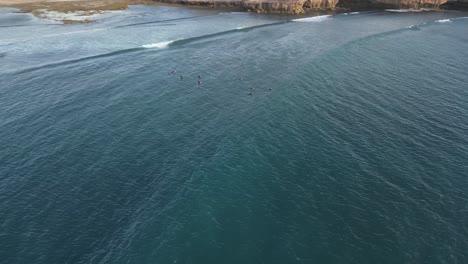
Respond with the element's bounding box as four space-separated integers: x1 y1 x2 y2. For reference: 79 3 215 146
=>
243 0 303 13
304 0 338 9
154 0 466 13
337 0 451 9
241 0 337 13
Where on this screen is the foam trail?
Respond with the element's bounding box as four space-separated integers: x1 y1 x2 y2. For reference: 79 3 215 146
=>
343 12 361 15
436 19 451 23
292 15 331 22
142 40 176 49
385 9 422 12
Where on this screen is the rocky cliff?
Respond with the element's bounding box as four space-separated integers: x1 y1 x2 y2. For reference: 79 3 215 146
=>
156 0 335 13
156 0 468 13
2 0 466 17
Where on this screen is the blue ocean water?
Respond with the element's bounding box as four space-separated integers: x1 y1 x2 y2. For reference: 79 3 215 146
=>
1 6 468 263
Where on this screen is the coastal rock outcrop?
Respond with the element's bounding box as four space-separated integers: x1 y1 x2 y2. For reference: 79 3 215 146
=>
243 0 308 13
157 0 337 13
2 0 466 17
155 0 467 13
439 0 468 9
303 0 338 9
245 0 337 13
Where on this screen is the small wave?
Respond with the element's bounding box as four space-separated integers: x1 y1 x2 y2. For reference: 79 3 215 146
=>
436 19 452 23
12 47 142 75
292 15 331 22
142 40 176 49
236 26 245 30
343 11 360 15
168 21 287 47
406 24 422 30
385 9 422 12
115 15 214 29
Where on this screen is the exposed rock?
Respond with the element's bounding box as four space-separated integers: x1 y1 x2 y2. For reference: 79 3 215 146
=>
336 0 397 9
440 0 468 9
243 0 309 14
156 0 464 13
399 0 446 9
1 0 466 16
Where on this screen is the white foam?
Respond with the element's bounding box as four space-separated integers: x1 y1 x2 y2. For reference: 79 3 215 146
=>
436 19 451 23
292 15 331 22
343 11 360 15
142 40 175 49
385 9 422 12
34 9 124 23
236 26 245 30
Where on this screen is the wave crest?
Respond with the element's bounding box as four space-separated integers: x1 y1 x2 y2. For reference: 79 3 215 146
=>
385 9 423 12
142 40 176 49
292 15 331 22
436 19 452 23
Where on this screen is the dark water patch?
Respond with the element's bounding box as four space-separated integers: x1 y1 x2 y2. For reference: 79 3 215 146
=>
1 9 468 264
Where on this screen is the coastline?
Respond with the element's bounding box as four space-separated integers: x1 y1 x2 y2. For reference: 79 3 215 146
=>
0 0 214 24
1 0 466 24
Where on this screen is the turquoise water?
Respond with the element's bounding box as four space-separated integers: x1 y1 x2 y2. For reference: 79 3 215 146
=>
1 6 468 263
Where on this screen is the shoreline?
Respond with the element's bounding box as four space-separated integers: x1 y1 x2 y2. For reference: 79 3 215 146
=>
1 0 466 24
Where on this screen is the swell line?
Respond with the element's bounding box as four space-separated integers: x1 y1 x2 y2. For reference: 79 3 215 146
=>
339 16 466 48
114 14 219 28
0 14 220 45
9 21 289 75
168 21 289 47
12 47 144 75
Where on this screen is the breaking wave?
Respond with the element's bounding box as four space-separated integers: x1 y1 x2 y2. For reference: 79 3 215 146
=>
385 9 423 12
436 19 452 23
343 12 361 15
142 40 176 49
292 15 331 22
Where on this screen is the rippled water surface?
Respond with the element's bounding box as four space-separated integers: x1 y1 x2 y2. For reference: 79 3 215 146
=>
1 6 468 264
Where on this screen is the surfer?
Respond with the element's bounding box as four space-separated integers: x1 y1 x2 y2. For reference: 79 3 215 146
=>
180 75 183 80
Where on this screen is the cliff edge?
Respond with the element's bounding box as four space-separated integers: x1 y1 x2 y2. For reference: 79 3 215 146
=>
156 0 468 13
1 0 466 16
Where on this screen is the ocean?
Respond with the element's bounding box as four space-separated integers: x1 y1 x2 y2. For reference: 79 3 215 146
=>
1 5 468 263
